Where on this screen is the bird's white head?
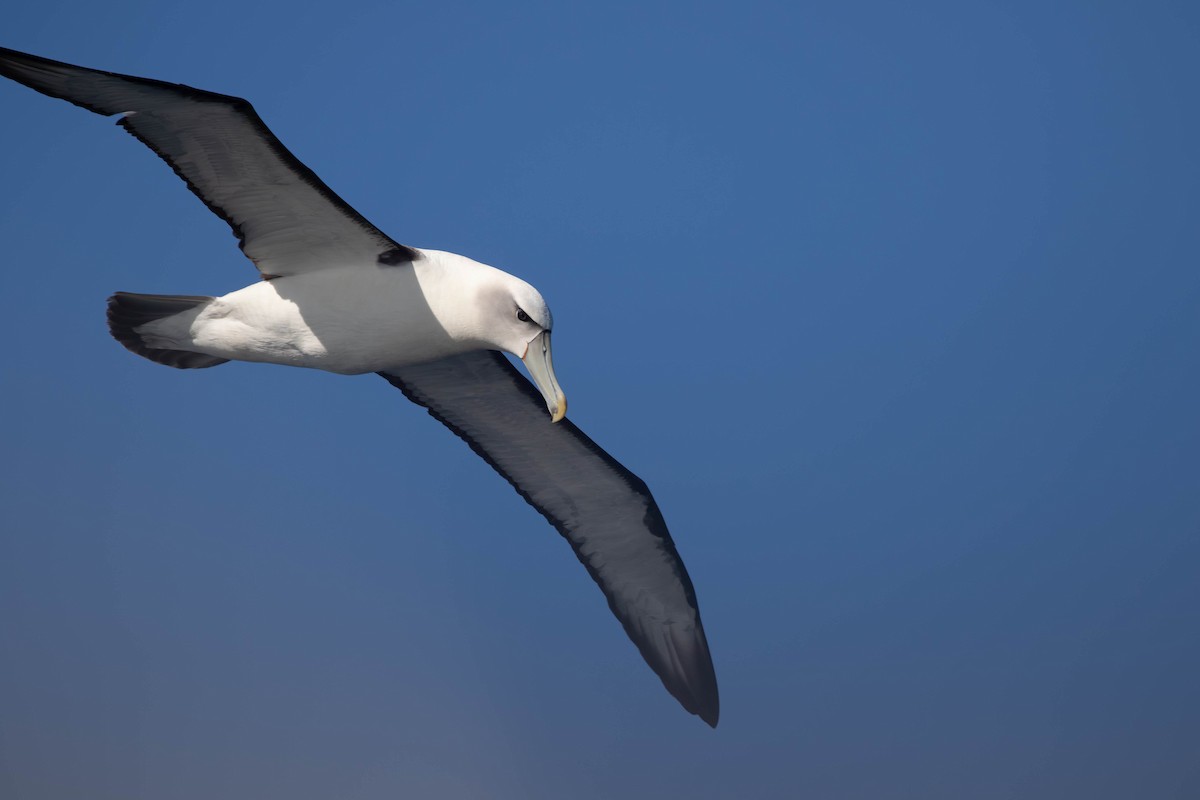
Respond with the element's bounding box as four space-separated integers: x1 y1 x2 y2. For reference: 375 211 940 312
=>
484 274 567 424
423 250 567 422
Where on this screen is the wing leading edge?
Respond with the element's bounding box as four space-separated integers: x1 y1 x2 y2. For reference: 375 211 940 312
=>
380 352 719 727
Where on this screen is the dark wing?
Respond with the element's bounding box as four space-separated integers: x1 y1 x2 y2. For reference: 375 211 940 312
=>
0 47 417 277
380 352 719 727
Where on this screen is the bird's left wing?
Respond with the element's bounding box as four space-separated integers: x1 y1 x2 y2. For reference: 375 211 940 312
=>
0 47 416 277
379 352 720 727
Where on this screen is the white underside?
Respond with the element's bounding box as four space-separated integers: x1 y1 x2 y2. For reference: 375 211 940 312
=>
137 252 497 374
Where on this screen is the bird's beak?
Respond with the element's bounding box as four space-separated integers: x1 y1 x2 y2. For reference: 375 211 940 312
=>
522 331 567 422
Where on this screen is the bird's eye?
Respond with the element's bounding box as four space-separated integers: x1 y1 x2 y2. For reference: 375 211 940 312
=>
516 309 531 323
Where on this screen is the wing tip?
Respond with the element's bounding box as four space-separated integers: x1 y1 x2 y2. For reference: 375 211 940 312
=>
653 621 720 728
684 677 720 728
683 665 721 729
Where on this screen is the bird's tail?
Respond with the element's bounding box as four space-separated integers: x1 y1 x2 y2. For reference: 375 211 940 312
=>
106 291 229 369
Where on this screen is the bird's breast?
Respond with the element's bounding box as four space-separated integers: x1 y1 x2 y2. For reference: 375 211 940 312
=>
192 266 475 374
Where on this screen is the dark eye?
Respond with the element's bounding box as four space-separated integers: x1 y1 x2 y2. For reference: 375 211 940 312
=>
516 308 531 323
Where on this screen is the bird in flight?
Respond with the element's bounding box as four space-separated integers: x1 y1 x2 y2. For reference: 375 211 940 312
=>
0 46 719 726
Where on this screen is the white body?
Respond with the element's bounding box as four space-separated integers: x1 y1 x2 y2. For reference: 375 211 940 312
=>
138 249 547 374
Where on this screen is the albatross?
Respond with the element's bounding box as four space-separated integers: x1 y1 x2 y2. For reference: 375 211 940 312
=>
0 47 719 726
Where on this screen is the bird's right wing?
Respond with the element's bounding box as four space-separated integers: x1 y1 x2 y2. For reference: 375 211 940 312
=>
0 46 417 278
380 352 719 727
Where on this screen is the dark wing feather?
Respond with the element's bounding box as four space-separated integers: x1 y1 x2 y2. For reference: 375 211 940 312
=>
380 352 719 727
0 46 416 276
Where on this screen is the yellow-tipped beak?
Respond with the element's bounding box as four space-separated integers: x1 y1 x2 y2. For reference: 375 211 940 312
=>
521 330 567 422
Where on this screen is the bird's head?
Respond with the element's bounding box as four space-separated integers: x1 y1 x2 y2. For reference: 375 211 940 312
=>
484 275 566 423
425 250 566 423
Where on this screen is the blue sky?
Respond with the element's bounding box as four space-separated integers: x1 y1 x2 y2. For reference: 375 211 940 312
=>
2 1 1198 797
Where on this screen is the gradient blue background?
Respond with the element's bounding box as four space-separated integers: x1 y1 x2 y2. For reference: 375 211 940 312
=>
2 1 1198 797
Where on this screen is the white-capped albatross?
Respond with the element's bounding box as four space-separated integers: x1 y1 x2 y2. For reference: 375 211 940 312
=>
0 47 718 726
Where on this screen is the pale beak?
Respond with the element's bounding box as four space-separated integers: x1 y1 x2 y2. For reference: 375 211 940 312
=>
521 330 567 422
